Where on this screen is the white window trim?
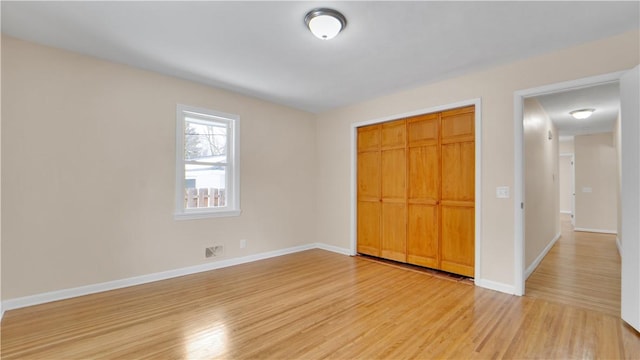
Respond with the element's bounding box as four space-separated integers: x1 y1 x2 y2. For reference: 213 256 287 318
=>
175 104 241 220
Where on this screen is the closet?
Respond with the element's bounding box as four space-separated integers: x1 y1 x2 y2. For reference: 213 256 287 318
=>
356 106 475 277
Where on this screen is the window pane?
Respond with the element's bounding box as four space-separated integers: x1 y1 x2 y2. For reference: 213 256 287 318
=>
184 120 227 163
176 105 239 219
184 163 227 209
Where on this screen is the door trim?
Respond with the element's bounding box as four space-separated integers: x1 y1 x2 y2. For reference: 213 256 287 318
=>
513 70 626 296
559 152 575 224
350 98 482 284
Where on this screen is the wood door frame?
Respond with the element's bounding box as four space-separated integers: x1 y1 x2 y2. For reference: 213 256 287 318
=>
350 98 482 285
513 71 626 296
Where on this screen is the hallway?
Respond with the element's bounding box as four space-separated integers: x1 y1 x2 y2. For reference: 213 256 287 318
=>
526 215 621 317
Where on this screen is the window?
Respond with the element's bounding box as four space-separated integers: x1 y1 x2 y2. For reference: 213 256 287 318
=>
175 104 240 219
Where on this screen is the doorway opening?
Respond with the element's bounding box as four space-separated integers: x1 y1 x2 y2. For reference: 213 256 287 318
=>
513 70 626 298
521 81 621 314
517 78 623 316
517 66 640 331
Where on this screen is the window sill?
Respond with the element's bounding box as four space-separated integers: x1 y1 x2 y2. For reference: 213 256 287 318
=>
174 209 241 220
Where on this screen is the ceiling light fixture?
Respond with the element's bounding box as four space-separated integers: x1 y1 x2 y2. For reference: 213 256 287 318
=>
304 8 347 40
569 108 595 119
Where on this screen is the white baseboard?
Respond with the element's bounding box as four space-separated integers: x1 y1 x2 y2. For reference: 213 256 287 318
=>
475 278 516 295
574 227 617 234
616 237 622 256
1 242 516 312
314 243 353 256
525 232 561 280
3 243 344 312
560 210 572 214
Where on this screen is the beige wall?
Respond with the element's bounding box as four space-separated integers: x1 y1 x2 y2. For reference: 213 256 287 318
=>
574 133 618 232
316 30 639 288
559 137 575 154
523 98 559 270
1 36 317 299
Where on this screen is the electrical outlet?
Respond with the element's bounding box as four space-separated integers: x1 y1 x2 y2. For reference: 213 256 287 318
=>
240 239 247 249
205 245 224 258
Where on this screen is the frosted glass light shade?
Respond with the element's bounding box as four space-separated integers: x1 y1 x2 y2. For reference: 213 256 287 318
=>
308 15 342 40
305 8 347 40
570 109 595 119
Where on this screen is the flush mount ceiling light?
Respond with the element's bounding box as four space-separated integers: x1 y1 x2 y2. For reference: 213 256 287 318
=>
304 8 347 40
570 108 595 119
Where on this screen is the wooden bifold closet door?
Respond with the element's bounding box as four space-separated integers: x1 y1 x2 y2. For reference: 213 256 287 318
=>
407 113 440 269
380 120 407 262
356 106 475 277
357 124 382 257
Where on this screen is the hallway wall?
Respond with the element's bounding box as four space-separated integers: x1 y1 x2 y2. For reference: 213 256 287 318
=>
524 98 560 273
574 133 618 233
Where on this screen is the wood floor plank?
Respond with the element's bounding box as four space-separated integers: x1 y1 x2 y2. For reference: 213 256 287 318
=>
2 248 638 359
526 214 622 317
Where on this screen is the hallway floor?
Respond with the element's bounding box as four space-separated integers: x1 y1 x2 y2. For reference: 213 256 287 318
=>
526 214 620 317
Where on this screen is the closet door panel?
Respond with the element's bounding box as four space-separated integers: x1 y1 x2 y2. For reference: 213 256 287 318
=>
381 148 406 199
441 107 474 143
408 114 439 146
381 202 406 262
357 201 381 256
357 151 380 200
407 143 439 268
358 124 381 151
407 203 438 268
408 146 439 200
381 119 406 148
441 142 475 202
440 204 474 277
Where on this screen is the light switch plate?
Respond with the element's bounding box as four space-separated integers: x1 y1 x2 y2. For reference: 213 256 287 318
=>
582 187 593 193
496 186 510 199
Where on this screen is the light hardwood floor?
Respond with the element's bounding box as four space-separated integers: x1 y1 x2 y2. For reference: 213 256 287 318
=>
2 248 639 359
526 214 621 317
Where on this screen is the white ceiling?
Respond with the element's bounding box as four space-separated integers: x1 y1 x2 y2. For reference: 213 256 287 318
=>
1 1 638 113
536 82 620 137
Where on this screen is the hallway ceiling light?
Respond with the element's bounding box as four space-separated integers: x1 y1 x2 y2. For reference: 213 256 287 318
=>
570 108 595 119
304 8 347 40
